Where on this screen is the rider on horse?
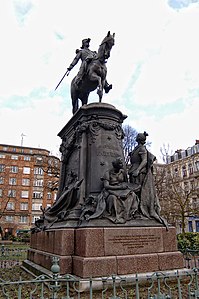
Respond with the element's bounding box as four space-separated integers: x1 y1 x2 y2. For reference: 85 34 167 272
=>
67 38 112 93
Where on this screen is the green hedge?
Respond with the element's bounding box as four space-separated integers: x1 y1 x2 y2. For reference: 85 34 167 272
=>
177 232 199 252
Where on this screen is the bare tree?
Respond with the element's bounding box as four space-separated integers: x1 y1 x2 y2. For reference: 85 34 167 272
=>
160 143 173 164
0 187 18 239
154 158 199 234
122 125 138 164
34 155 60 192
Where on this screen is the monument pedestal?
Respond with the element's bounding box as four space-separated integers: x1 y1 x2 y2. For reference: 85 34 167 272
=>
25 103 184 278
26 226 184 278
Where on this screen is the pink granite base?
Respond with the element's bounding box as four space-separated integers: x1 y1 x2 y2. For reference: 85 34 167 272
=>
28 226 184 278
117 253 159 275
73 256 117 277
28 248 72 274
158 251 184 270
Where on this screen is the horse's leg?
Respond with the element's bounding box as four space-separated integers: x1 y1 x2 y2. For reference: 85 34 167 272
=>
80 93 89 106
99 80 106 102
97 81 103 102
89 72 103 102
71 81 79 114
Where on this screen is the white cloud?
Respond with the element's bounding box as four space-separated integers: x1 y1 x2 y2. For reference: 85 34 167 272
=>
0 0 198 159
125 98 198 161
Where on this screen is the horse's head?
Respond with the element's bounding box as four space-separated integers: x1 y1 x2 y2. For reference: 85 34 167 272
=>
98 31 115 62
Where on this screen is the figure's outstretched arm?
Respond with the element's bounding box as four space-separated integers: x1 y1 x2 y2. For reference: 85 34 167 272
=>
67 51 81 71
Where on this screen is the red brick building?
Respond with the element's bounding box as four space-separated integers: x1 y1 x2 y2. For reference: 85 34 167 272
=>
0 144 60 239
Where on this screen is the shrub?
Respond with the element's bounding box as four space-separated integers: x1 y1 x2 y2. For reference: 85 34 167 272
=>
177 232 199 252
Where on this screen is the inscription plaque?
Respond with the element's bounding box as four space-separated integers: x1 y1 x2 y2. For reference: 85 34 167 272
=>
104 228 164 255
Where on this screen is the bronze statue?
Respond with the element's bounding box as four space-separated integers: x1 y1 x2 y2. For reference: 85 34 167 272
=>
88 157 139 224
128 132 168 228
55 31 115 114
67 38 97 87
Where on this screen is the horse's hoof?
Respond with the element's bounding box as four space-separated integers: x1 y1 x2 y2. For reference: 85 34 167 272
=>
97 89 103 99
104 84 112 93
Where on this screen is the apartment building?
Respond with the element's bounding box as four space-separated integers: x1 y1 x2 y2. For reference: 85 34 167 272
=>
0 144 60 239
155 140 199 233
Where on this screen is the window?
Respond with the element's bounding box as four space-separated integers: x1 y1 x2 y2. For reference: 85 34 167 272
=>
19 216 28 223
21 190 29 198
23 167 30 174
32 191 43 199
196 221 199 233
33 179 43 187
34 167 43 175
12 148 16 152
181 150 186 159
192 145 199 154
0 177 4 184
188 163 193 175
182 166 187 177
195 161 199 171
174 153 178 161
24 156 31 161
10 166 18 173
11 155 18 160
190 180 195 190
9 177 17 185
36 156 43 163
174 168 178 177
8 190 16 197
46 204 51 208
0 164 5 172
32 203 42 210
188 221 193 232
0 154 5 159
5 216 13 222
20 202 28 210
47 192 52 199
0 189 2 197
7 202 15 210
22 178 30 186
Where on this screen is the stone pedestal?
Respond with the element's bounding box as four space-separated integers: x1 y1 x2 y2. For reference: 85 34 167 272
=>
26 226 184 278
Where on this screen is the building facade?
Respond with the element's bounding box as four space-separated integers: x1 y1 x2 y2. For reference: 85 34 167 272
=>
0 144 60 239
155 140 199 233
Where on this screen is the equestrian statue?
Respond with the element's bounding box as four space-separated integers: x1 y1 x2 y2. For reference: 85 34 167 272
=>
55 31 115 114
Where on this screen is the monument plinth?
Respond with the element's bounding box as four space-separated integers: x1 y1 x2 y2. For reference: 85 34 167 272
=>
24 103 184 278
26 226 183 278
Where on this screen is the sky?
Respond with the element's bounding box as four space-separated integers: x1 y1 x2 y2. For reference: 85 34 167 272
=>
0 0 198 162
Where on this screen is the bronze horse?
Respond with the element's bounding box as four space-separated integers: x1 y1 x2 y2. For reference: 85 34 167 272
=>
70 31 115 114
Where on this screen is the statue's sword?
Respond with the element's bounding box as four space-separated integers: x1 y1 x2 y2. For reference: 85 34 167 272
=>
54 69 70 91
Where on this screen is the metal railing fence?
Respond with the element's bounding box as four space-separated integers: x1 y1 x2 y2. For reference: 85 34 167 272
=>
0 244 28 268
0 257 199 299
183 248 199 269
